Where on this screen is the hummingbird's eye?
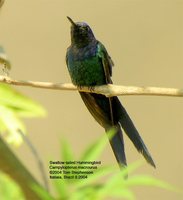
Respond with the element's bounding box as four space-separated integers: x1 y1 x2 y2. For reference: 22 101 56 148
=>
82 26 89 31
80 26 88 33
85 26 89 31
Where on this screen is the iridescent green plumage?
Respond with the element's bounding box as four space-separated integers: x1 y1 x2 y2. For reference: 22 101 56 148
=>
66 17 155 168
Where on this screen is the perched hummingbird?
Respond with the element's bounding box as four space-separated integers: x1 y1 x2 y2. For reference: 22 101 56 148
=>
66 17 155 168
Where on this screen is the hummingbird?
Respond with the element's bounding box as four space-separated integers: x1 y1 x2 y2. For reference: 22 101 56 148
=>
66 17 155 168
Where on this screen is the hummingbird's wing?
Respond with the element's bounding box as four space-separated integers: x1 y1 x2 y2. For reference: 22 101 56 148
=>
80 92 112 127
79 92 127 168
65 47 70 66
96 42 155 168
97 42 155 168
97 41 114 84
79 43 127 167
97 41 115 125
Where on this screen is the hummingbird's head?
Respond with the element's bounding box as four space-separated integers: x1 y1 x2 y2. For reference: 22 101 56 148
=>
67 16 95 47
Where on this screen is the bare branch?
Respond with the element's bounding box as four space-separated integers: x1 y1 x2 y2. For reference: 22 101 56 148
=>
0 75 183 97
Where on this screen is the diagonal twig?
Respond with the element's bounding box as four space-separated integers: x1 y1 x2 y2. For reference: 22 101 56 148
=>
18 130 49 192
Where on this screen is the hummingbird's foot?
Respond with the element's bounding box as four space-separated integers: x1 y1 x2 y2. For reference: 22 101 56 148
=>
88 86 95 92
77 85 83 91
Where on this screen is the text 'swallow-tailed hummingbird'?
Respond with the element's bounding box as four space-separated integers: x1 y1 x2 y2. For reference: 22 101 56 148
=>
66 16 155 168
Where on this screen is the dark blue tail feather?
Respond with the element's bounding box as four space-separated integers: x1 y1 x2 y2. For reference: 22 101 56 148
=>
113 97 156 168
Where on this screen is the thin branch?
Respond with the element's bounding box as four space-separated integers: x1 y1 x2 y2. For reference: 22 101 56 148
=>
0 75 183 97
18 130 49 192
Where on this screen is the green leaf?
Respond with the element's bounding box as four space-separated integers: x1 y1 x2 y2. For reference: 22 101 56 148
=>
0 172 25 200
126 175 183 194
52 179 69 200
61 138 75 161
94 161 143 199
50 135 182 200
71 185 101 200
0 84 46 145
99 161 143 188
51 139 74 199
100 187 135 200
0 105 25 145
31 184 54 200
0 84 46 118
74 166 115 189
80 129 115 161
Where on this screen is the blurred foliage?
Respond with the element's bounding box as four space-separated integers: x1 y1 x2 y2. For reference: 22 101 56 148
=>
0 171 25 200
0 83 46 146
0 119 181 200
0 45 46 146
32 130 181 200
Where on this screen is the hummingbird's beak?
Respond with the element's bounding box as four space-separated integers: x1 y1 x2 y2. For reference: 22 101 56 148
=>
67 16 76 27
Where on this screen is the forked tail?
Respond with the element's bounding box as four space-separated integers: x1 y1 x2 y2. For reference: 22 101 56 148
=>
113 97 156 168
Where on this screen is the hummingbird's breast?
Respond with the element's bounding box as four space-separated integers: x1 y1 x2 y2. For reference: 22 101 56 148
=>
66 42 106 86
